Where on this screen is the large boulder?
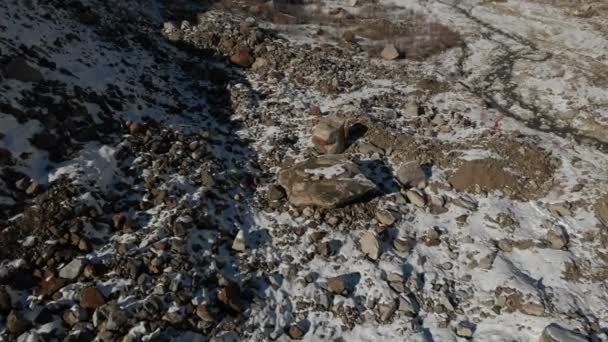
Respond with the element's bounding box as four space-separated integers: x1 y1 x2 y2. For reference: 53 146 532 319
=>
278 155 376 208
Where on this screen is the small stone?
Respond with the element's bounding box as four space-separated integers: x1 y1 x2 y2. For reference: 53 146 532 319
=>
497 239 513 252
376 209 396 226
232 230 246 252
251 57 268 70
545 228 568 250
455 321 476 339
405 189 426 207
393 238 413 253
396 161 426 188
539 323 588 342
381 44 400 60
546 202 572 218
398 295 419 316
311 116 346 154
287 323 307 340
25 181 41 195
521 302 545 316
327 274 352 295
359 231 381 260
230 49 255 68
309 105 322 116
80 287 105 309
378 299 398 321
6 310 29 336
126 121 145 135
217 282 244 312
195 304 215 322
342 30 355 42
59 258 85 280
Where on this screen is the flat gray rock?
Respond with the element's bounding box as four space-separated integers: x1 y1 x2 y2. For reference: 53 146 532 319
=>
278 155 376 208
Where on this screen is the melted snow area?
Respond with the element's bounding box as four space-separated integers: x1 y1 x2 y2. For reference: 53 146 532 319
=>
1 0 608 341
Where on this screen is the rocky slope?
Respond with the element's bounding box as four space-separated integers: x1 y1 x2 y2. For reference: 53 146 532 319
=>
1 0 608 341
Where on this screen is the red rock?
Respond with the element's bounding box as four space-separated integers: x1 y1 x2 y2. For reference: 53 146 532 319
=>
126 121 145 135
309 105 322 116
79 287 105 309
230 49 255 68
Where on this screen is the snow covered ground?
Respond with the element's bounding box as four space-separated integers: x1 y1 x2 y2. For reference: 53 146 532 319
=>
1 0 608 341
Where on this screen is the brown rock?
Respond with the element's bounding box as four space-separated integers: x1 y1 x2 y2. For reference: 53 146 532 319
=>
342 30 355 42
230 49 255 68
311 116 346 154
309 105 322 116
126 121 145 135
273 13 299 25
195 304 215 322
35 275 66 298
217 282 244 312
277 155 376 208
287 324 306 339
80 287 105 309
381 44 400 60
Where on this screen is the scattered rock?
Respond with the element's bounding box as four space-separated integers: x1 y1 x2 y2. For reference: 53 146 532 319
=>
381 44 400 60
455 321 476 339
218 282 244 312
278 155 376 208
59 258 85 280
230 49 255 68
232 230 246 252
359 231 381 260
327 274 356 295
539 323 588 342
377 299 398 321
287 322 307 340
311 116 346 154
376 209 396 226
396 161 426 188
545 228 568 250
79 287 105 309
405 189 426 207
6 310 29 336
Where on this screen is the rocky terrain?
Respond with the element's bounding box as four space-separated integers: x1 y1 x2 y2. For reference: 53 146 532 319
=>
1 0 608 341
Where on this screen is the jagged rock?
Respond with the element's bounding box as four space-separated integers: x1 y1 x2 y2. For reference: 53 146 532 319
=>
396 161 426 188
539 323 588 342
381 44 400 60
278 155 376 208
311 116 346 154
359 231 381 260
59 259 85 280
